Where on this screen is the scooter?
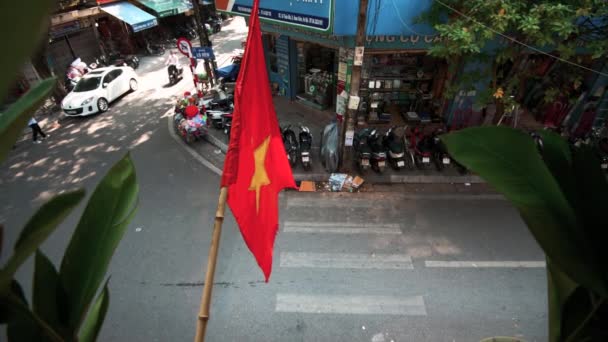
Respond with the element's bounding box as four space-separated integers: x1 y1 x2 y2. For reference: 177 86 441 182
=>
203 92 234 111
354 128 373 173
383 126 408 170
410 126 433 169
222 113 233 136
369 129 387 173
145 41 166 57
299 125 313 170
99 52 140 69
168 64 183 86
282 125 299 167
207 108 233 129
430 128 451 172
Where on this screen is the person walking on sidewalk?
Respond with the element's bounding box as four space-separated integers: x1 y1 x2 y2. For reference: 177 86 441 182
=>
28 117 47 144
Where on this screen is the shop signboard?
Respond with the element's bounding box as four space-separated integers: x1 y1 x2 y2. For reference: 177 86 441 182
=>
333 0 435 36
50 20 82 39
215 0 332 32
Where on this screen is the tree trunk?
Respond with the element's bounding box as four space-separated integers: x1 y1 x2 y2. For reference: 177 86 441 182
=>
192 0 217 86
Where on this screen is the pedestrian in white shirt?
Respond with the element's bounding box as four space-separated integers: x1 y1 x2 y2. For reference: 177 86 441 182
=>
28 117 47 144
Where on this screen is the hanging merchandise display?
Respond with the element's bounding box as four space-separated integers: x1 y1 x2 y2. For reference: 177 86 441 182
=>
358 53 446 124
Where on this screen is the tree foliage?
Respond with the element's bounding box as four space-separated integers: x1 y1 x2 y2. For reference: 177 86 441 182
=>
421 0 608 107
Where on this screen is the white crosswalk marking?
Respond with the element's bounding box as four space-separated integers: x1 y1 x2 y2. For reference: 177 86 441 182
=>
286 194 505 208
425 260 546 268
280 252 414 269
276 294 427 316
283 221 402 235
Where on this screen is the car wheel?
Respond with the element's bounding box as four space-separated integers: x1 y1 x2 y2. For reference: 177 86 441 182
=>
129 79 138 91
97 98 109 113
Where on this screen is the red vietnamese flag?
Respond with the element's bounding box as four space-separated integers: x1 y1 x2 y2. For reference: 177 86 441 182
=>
221 0 296 282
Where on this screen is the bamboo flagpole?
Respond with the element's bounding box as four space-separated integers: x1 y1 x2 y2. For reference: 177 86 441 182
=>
194 187 228 342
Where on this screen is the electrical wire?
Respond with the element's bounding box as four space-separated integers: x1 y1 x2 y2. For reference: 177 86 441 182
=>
391 0 426 35
433 0 608 77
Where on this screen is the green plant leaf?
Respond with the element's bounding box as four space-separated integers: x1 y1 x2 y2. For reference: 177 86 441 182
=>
33 250 62 331
60 153 138 331
0 78 56 164
0 0 54 98
570 145 608 270
2 280 63 342
0 189 85 290
441 127 607 296
78 279 110 342
547 259 579 341
0 279 27 324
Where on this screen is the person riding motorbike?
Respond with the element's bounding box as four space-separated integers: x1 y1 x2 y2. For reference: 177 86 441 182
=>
165 51 183 85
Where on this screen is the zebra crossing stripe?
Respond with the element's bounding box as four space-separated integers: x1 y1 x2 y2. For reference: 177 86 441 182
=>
276 294 427 316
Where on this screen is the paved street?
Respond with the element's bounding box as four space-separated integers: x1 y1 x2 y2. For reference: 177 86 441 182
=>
1 18 547 342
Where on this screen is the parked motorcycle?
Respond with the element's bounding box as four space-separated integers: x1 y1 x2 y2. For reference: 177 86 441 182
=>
99 52 140 69
168 64 183 86
222 113 233 136
207 108 233 129
207 17 222 33
354 128 373 173
368 129 387 173
299 125 313 170
203 91 234 111
282 125 299 167
383 126 408 170
430 128 452 172
145 41 166 56
409 126 433 169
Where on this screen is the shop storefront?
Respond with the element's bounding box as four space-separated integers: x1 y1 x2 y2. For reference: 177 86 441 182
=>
48 8 103 78
358 51 447 124
294 41 337 110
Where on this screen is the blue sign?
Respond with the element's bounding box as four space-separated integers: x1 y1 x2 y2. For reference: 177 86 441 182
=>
216 0 332 32
192 47 215 60
333 0 436 36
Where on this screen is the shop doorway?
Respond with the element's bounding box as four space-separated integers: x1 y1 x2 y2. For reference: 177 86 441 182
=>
295 41 337 111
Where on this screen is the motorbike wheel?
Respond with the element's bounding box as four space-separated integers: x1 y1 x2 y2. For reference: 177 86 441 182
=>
289 151 298 167
185 133 194 144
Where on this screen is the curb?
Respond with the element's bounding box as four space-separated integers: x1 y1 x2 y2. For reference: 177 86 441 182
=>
204 133 228 153
167 112 222 176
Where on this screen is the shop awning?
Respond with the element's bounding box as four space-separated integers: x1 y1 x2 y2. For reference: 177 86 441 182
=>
101 2 158 32
135 0 192 18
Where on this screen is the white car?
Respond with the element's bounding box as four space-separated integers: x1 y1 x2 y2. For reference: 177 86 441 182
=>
62 66 139 116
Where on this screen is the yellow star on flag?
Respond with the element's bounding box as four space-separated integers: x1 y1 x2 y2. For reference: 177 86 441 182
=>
249 135 271 213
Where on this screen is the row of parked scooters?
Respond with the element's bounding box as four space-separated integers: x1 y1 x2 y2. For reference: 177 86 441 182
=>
281 125 313 170
354 126 468 174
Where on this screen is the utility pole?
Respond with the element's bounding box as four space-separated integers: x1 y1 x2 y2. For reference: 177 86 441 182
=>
191 0 217 86
340 0 368 171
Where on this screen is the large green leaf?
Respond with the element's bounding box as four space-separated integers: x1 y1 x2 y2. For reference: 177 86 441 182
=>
79 280 110 342
0 0 54 99
0 78 56 164
33 250 62 332
547 259 579 342
0 189 85 290
3 280 63 342
570 145 608 272
60 153 138 331
5 279 43 342
441 127 607 296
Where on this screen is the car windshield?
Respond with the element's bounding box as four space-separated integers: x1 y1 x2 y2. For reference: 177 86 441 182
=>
73 77 101 92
